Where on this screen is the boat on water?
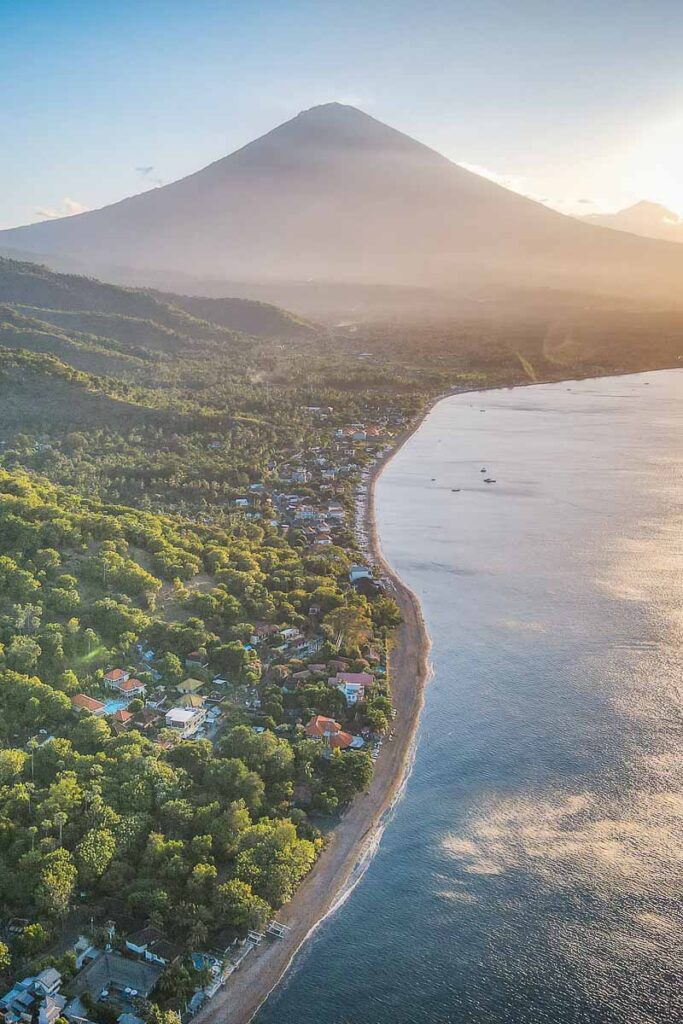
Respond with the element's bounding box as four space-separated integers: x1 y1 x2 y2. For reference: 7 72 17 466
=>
484 478 496 484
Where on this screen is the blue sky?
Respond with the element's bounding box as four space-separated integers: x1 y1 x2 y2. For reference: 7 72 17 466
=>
3 0 683 228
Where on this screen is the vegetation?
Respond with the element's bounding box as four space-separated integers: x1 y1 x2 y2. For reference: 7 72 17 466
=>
0 252 677 1015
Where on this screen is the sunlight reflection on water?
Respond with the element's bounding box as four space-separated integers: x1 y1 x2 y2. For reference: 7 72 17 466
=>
258 370 683 1024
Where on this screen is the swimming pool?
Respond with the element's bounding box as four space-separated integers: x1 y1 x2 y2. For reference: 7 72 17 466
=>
102 698 129 715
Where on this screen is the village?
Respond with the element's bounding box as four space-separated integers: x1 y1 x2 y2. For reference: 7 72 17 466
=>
0 920 297 1024
0 410 406 1024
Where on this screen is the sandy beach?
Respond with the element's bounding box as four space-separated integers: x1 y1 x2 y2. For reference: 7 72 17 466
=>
194 413 433 1024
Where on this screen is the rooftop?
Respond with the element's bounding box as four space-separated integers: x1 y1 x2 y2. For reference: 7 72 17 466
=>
119 678 144 692
72 953 161 1001
176 678 204 694
71 694 105 713
166 707 199 724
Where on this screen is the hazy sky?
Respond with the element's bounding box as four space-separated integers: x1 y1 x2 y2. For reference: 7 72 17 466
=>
3 0 683 229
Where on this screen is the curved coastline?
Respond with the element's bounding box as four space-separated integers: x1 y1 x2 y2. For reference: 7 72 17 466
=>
194 405 435 1024
194 368 682 1024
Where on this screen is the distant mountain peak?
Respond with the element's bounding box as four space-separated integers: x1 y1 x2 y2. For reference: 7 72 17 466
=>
622 199 680 220
582 199 683 242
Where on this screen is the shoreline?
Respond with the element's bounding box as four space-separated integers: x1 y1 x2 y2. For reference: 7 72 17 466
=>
194 404 435 1024
191 367 665 1024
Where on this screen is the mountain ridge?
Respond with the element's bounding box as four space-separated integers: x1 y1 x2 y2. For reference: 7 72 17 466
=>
0 254 316 339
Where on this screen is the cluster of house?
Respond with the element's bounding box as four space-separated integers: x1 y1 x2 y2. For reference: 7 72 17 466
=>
297 666 377 751
163 677 213 740
228 415 391 534
0 925 192 1024
69 668 223 741
70 669 147 733
249 624 324 660
0 968 64 1024
248 616 384 744
269 492 348 549
334 424 383 443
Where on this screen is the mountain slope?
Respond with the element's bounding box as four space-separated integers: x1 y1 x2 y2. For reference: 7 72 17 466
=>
0 304 156 376
2 104 683 309
582 200 683 244
0 348 161 430
0 254 318 339
146 289 318 338
0 256 238 339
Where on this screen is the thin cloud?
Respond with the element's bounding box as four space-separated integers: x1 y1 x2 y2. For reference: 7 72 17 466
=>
35 197 89 220
458 161 530 194
136 166 164 187
457 163 602 215
458 161 553 205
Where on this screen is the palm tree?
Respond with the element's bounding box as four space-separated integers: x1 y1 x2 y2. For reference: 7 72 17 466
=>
54 811 68 847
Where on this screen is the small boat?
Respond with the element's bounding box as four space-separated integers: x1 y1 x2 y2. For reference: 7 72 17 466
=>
451 488 460 492
484 478 496 484
480 468 486 473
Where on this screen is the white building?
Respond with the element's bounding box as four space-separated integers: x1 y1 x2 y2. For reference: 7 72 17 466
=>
165 707 207 739
334 680 366 704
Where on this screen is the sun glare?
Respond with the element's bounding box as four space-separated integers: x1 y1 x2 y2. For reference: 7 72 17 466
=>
629 118 683 216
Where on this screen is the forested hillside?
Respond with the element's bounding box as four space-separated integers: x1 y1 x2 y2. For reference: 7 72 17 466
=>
0 257 315 343
147 290 318 340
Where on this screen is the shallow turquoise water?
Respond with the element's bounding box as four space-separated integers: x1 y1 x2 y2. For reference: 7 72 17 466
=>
257 370 683 1024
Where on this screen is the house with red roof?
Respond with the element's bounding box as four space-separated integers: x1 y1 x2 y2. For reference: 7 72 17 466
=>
110 709 134 734
104 670 144 697
71 694 105 716
118 678 146 697
112 709 133 725
305 715 353 749
103 668 130 689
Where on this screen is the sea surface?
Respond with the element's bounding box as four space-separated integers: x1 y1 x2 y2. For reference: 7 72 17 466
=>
257 370 683 1024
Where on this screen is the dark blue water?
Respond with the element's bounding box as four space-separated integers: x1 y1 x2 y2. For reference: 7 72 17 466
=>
258 371 683 1024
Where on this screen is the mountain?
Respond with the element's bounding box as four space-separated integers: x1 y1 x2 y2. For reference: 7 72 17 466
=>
582 200 683 244
3 103 683 312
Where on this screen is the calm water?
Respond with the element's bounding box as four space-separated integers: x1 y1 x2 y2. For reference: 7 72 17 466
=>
258 370 683 1024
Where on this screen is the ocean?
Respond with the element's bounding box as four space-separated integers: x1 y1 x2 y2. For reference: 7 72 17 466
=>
257 370 683 1024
